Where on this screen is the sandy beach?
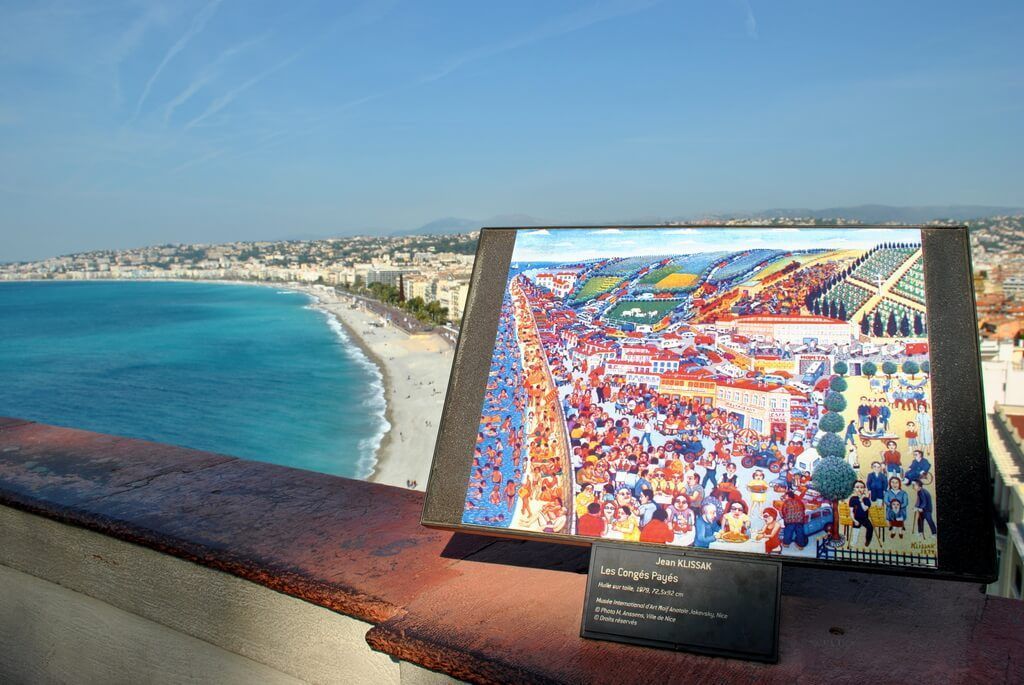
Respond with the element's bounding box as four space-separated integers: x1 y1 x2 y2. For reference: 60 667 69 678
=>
292 284 453 491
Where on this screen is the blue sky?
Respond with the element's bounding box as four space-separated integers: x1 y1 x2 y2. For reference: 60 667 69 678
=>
2 1 1022 261
511 227 917 262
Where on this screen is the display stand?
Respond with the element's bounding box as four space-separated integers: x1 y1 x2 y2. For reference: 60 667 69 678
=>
581 542 781 663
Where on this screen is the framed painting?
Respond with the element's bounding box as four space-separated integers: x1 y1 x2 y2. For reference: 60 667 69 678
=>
423 226 995 582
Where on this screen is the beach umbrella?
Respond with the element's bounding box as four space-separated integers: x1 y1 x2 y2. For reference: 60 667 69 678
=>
735 428 759 445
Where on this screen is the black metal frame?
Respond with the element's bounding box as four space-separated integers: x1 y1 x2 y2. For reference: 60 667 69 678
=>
422 225 996 583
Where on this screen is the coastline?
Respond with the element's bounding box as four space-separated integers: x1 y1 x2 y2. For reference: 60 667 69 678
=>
4 278 452 491
286 283 452 491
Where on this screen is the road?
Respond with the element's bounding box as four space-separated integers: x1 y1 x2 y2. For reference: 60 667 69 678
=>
335 290 443 337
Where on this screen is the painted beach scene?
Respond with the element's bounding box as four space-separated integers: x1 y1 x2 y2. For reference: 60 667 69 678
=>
463 227 937 567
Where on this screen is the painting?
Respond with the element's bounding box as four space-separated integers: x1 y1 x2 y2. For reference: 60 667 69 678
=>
460 228 938 567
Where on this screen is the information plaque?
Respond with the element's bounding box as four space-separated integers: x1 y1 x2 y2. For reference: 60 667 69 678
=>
581 542 781 662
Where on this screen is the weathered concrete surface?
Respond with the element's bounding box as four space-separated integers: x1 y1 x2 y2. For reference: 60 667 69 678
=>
368 547 1020 684
0 418 490 624
1 417 1021 684
0 563 305 685
0 506 403 684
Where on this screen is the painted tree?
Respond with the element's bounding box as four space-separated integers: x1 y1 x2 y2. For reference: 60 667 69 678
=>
813 456 857 542
882 361 897 378
899 313 911 337
818 411 845 434
913 312 924 336
902 360 920 379
886 311 898 337
862 361 878 378
824 390 847 414
860 315 870 335
830 375 848 392
921 360 930 376
833 361 848 376
839 302 848 321
872 311 883 337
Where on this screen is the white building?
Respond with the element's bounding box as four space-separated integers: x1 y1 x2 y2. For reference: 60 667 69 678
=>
981 340 1024 412
533 271 579 298
437 278 471 321
988 404 1024 599
734 314 854 346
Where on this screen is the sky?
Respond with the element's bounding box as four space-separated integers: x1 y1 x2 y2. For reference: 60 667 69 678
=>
511 227 918 262
1 1 1023 261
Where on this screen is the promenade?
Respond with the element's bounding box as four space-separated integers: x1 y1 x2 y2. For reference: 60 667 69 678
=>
510 277 574 532
338 291 442 337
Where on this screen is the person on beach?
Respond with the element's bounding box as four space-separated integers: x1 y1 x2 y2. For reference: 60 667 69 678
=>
504 479 517 510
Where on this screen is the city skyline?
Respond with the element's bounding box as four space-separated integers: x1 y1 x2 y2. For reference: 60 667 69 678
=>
2 1 1023 261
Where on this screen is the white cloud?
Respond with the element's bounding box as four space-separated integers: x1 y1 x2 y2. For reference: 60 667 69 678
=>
131 0 223 121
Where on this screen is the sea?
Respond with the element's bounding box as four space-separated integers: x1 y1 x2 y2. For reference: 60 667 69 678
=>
0 281 388 478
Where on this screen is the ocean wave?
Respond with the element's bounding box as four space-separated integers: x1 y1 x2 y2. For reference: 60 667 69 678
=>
315 308 390 479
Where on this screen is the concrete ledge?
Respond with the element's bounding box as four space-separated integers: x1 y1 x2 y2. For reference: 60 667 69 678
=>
0 418 489 625
1 417 1022 684
0 506 401 684
0 563 304 685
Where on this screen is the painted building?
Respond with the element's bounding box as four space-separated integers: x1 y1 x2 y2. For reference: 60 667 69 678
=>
534 271 579 298
658 374 717 403
714 379 808 438
734 314 854 346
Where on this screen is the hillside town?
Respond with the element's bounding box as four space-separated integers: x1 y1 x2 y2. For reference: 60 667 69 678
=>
1 215 1022 334
0 233 479 323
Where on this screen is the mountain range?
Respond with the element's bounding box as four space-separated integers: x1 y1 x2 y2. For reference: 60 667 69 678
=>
395 204 1024 235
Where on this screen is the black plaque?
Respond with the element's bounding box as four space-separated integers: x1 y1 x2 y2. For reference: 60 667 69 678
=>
581 542 781 662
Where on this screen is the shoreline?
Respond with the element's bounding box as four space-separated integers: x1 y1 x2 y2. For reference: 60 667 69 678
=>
310 295 398 481
284 283 451 491
7 278 451 491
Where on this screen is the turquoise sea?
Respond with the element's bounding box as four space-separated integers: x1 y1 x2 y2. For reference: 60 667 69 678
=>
0 281 387 478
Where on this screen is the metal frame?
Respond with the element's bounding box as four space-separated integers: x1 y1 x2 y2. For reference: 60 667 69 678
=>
422 225 996 583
